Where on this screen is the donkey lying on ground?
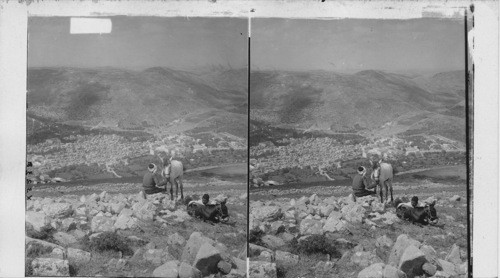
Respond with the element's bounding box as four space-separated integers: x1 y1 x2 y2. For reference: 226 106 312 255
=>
371 160 394 203
395 199 438 226
187 200 229 223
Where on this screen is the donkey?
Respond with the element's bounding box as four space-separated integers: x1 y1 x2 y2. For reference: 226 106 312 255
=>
161 158 185 201
187 200 229 223
370 160 394 203
395 199 438 226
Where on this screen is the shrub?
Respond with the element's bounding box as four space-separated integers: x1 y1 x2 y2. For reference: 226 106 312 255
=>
84 232 133 256
26 242 53 258
25 258 33 276
292 234 341 258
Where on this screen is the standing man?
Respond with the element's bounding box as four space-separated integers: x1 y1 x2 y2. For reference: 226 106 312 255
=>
352 166 377 201
142 163 168 195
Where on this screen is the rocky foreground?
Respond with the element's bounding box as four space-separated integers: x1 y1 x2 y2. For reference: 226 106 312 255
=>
25 190 247 277
249 193 467 278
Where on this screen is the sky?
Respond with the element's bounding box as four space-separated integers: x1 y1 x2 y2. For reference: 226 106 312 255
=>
251 18 466 73
29 17 465 73
28 16 248 70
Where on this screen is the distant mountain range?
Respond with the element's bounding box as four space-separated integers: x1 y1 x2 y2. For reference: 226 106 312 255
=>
250 69 466 142
27 67 247 138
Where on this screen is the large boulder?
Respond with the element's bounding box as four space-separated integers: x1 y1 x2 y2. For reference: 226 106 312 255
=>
31 258 70 277
26 211 51 232
193 242 222 276
399 245 427 278
358 263 384 278
388 234 421 266
249 261 277 278
152 260 180 278
299 219 323 235
251 206 282 222
90 216 115 233
181 232 215 264
42 202 73 219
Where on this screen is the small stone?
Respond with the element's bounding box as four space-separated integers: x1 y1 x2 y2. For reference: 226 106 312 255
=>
217 260 232 275
449 195 461 202
422 262 437 276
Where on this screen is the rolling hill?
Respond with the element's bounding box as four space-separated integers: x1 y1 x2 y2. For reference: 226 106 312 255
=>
250 69 465 142
27 67 248 138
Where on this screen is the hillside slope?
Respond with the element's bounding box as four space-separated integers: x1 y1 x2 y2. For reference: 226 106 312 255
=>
250 69 465 141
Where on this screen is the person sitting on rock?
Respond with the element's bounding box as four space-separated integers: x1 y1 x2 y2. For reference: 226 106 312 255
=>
142 163 168 195
352 166 377 199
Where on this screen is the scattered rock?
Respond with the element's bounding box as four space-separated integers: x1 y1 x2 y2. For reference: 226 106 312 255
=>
323 211 347 233
437 259 458 277
114 209 138 230
90 216 115 233
67 248 91 264
181 232 215 264
341 203 366 224
257 250 274 262
357 262 384 278
351 251 383 268
31 258 70 277
167 232 186 246
251 206 282 222
193 242 222 276
217 260 232 275
376 235 394 249
275 250 299 267
422 262 437 276
42 202 73 219
449 195 461 202
299 219 323 235
152 260 180 278
179 261 202 278
399 245 427 278
249 261 277 278
445 244 462 265
261 235 286 250
388 234 421 266
53 232 77 246
26 211 51 232
383 264 406 278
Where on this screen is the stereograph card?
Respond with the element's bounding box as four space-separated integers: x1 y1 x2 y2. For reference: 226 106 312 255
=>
0 1 498 277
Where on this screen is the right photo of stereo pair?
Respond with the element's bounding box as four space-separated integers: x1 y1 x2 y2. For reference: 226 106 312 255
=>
249 18 469 278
